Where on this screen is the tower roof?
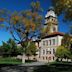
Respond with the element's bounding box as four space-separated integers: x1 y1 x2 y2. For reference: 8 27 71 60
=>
45 7 57 18
48 6 54 11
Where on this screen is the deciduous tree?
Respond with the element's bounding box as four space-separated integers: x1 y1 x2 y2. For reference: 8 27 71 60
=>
0 1 43 63
25 42 37 60
55 46 71 61
61 33 71 49
0 1 43 47
52 0 72 22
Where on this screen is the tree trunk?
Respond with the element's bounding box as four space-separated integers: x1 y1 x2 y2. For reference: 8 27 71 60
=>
67 58 68 62
22 53 25 63
21 41 31 63
28 56 30 60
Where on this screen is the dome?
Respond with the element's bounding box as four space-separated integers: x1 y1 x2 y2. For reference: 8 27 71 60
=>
48 6 54 11
45 7 57 18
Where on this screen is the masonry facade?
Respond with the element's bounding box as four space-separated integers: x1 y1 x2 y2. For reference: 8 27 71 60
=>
38 33 63 62
35 7 64 62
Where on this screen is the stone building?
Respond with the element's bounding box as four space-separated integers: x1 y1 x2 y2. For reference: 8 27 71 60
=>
35 7 64 62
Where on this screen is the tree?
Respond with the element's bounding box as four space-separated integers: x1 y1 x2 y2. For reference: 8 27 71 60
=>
0 1 43 47
0 46 5 56
12 1 42 46
7 38 20 56
16 46 24 55
55 46 71 61
0 1 43 63
0 39 24 57
61 33 71 49
1 41 11 57
7 38 24 56
52 0 72 36
52 0 72 22
25 42 37 60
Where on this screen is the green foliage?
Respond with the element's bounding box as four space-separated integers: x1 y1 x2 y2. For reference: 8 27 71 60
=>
25 42 37 58
61 33 71 48
1 42 11 56
16 46 24 55
55 46 71 59
0 46 4 55
0 38 23 57
0 1 43 49
52 0 72 22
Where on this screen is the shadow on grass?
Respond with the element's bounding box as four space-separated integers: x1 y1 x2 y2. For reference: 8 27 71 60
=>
33 62 72 72
0 61 72 72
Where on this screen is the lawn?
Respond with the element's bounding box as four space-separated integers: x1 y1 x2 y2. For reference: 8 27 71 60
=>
0 57 22 64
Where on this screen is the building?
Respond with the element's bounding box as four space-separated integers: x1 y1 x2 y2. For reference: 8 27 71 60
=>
36 7 65 62
20 7 72 63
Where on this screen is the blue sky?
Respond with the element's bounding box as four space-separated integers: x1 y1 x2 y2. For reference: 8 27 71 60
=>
0 0 69 45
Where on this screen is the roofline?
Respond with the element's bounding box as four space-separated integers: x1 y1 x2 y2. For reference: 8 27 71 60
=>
44 23 58 25
45 16 57 19
42 32 64 39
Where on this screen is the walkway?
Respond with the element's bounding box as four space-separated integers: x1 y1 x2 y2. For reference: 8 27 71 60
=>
20 62 47 67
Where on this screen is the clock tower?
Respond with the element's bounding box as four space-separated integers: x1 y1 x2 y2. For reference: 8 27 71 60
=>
44 7 58 34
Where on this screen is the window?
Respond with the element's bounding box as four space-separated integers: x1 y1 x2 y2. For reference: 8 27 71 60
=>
43 40 48 46
43 57 44 60
48 51 51 54
43 50 45 55
46 50 48 54
52 18 53 21
53 27 56 32
46 40 48 46
53 57 55 60
53 39 55 45
46 57 47 60
53 49 55 54
49 40 51 45
39 56 40 58
49 51 51 54
43 41 45 46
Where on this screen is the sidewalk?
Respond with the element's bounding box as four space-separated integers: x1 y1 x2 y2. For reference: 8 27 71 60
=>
20 62 47 66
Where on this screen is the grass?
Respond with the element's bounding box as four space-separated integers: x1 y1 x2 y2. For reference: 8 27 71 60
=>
0 57 22 64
